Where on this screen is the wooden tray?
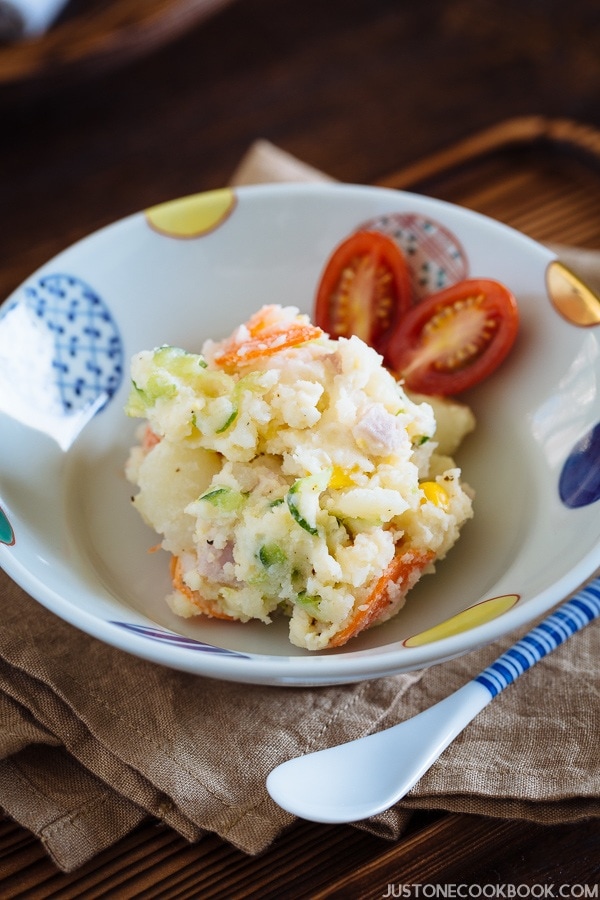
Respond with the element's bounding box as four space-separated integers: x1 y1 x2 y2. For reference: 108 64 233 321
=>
379 115 600 251
2 115 600 895
0 0 234 95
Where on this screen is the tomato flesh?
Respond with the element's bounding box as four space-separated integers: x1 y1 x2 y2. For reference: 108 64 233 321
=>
386 278 519 395
314 231 413 355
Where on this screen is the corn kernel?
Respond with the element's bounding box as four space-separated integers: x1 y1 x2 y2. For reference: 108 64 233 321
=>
328 466 355 489
420 481 450 510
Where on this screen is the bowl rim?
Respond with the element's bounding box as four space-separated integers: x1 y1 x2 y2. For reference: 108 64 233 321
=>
1 180 598 686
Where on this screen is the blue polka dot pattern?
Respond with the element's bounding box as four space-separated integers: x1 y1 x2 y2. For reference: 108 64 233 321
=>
20 274 123 414
559 422 600 508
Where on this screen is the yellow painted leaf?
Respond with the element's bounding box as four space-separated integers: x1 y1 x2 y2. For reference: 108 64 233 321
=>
145 189 236 239
403 593 519 647
546 259 600 326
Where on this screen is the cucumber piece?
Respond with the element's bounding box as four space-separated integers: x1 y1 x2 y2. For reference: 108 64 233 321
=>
153 345 208 373
286 469 332 535
126 346 209 415
124 381 151 416
215 405 238 434
296 591 322 618
214 372 271 435
125 373 176 414
258 543 287 568
197 485 246 511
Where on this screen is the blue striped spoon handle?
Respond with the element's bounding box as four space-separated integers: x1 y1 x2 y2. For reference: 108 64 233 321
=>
266 578 600 824
475 578 600 697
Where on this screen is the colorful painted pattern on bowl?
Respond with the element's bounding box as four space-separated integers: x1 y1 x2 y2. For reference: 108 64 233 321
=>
0 272 123 450
19 273 123 413
111 621 251 658
355 211 469 299
0 507 14 546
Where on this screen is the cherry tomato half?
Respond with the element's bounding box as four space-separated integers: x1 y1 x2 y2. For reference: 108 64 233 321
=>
314 231 413 355
385 278 519 395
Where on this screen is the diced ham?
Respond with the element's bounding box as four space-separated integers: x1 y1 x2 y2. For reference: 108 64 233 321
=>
353 404 407 456
195 541 236 583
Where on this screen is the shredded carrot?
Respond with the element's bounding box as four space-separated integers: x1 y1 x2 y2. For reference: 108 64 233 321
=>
170 556 235 620
327 548 435 648
213 306 323 370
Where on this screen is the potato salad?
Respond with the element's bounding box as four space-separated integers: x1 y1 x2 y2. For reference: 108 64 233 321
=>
125 305 474 650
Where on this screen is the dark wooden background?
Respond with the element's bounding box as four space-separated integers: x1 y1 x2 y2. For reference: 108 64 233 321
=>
3 0 600 302
1 0 600 894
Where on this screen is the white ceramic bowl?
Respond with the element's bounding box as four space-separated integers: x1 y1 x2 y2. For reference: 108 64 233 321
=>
1 183 600 685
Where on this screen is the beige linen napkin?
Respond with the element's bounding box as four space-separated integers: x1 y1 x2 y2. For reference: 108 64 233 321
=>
1 142 599 872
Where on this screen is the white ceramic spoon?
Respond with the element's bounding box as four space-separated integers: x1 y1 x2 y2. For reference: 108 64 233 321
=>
267 578 600 824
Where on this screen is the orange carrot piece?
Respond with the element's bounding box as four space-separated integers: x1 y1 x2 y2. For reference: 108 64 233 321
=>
328 549 435 648
170 556 235 621
213 306 323 370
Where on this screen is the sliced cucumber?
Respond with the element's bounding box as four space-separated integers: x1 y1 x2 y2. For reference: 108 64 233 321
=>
215 405 238 434
125 373 176 414
154 345 208 376
258 542 287 568
213 371 270 434
296 591 322 618
286 469 332 535
124 381 152 416
197 485 246 512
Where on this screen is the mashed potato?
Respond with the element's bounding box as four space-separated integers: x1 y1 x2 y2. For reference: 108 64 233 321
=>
125 305 474 650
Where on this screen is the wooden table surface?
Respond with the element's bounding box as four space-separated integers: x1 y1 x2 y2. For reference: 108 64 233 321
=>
2 0 600 894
